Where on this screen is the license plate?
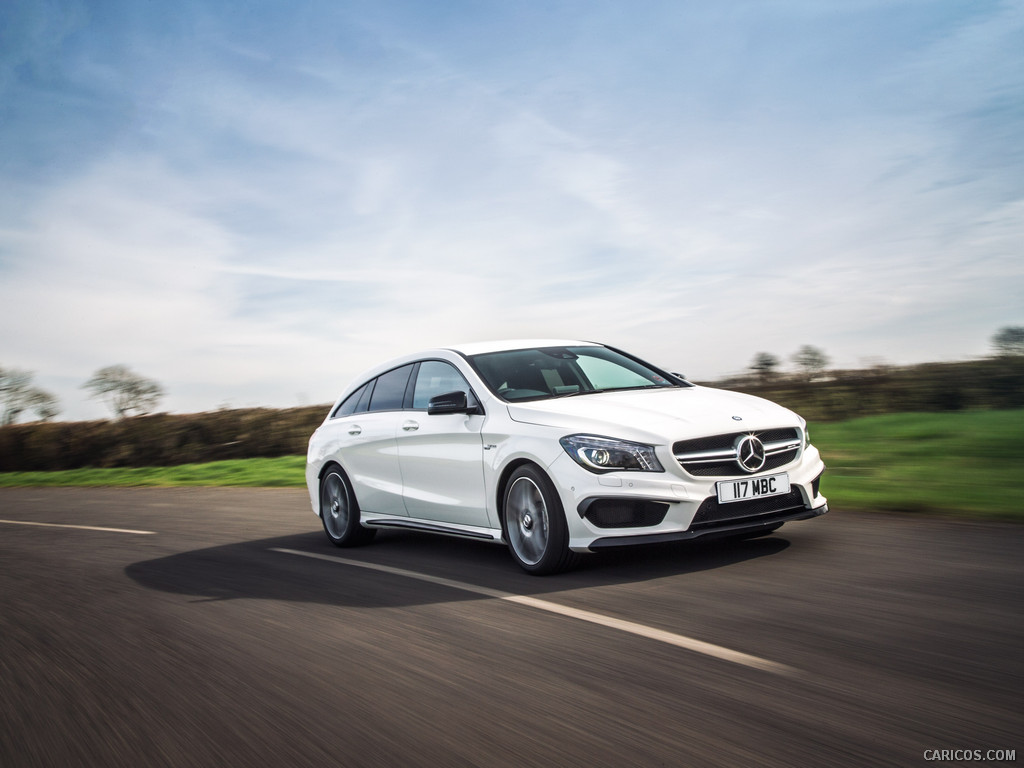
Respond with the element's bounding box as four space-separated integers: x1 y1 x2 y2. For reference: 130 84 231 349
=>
717 473 790 504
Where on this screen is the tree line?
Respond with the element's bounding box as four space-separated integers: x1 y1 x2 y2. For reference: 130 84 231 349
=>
2 326 1022 428
0 365 163 426
0 329 1021 471
746 326 1024 384
1 356 1021 472
0 406 326 472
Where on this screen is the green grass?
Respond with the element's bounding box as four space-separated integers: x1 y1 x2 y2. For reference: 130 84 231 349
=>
1 410 1022 520
812 409 1024 520
0 456 307 488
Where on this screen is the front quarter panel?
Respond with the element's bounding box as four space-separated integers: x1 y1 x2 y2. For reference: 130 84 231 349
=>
479 405 567 529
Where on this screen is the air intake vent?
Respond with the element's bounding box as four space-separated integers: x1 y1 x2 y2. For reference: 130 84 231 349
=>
690 490 806 529
579 499 669 529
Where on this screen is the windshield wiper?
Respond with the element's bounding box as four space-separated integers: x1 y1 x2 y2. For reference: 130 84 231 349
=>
549 388 592 399
550 384 675 399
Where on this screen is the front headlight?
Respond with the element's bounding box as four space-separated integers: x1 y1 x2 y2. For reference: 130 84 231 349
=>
559 434 664 474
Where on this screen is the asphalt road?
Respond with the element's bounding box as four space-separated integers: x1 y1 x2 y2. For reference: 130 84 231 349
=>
1 488 1020 768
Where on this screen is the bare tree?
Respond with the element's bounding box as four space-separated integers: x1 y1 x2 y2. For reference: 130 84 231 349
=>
82 365 164 419
0 367 61 425
749 352 781 382
992 326 1024 357
792 345 830 379
27 390 61 422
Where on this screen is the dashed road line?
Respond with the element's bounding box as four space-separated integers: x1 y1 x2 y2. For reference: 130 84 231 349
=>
271 547 800 677
0 519 156 535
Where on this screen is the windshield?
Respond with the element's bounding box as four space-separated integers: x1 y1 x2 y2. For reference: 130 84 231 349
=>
468 346 687 402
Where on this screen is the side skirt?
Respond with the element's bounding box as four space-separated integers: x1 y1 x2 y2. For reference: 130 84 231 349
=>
362 516 504 543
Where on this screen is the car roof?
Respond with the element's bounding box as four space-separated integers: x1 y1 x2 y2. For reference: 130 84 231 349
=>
440 339 600 356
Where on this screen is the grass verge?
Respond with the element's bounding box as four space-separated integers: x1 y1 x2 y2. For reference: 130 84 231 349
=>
1 410 1021 520
812 409 1023 520
0 456 307 488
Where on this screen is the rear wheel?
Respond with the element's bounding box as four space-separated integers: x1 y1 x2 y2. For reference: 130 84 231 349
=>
503 465 578 575
320 466 375 547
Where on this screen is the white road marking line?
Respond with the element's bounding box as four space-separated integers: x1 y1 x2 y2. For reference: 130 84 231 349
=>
271 547 799 677
0 519 156 535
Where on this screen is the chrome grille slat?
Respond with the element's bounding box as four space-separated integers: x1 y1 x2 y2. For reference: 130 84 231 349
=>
672 449 737 463
764 439 801 454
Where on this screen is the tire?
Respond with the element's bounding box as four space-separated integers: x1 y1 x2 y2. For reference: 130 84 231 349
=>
319 466 376 547
502 465 579 575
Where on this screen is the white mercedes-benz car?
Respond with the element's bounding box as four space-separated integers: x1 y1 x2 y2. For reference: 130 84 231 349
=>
306 340 828 574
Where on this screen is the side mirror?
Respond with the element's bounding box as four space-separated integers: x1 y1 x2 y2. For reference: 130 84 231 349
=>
427 391 469 415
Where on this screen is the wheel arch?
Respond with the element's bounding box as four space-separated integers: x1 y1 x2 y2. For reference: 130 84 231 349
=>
316 460 347 517
498 459 579 574
495 458 544 535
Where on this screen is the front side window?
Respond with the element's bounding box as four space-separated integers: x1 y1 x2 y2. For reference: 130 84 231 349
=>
412 361 472 409
469 346 684 402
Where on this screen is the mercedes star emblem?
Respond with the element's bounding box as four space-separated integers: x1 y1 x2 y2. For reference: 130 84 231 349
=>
736 435 767 473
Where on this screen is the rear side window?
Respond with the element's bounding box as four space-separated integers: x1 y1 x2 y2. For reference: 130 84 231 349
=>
354 382 374 412
368 365 414 411
331 382 369 418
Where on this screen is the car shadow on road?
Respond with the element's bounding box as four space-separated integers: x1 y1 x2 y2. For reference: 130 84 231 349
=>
125 528 793 609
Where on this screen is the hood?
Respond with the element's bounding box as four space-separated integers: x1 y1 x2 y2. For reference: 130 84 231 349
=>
505 385 800 442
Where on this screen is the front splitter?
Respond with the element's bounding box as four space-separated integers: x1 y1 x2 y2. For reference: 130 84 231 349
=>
587 504 829 550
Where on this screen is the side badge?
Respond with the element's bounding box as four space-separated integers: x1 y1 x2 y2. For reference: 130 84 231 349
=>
732 416 743 421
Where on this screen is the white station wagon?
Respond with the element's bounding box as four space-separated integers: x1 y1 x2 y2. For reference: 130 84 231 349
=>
306 340 828 574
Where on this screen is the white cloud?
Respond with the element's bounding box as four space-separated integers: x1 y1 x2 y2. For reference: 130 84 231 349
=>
1 0 1021 420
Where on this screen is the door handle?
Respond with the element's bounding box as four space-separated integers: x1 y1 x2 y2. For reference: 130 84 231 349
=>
348 426 362 436
402 420 419 432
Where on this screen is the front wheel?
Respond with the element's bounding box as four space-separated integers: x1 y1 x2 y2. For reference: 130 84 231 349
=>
503 465 578 575
320 466 376 547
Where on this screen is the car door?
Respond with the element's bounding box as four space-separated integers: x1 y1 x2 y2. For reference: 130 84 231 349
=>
332 365 414 517
396 360 490 528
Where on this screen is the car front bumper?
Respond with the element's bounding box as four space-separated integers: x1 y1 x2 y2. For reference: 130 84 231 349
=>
545 446 829 552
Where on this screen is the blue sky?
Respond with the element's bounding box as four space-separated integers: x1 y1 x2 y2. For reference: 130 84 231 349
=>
1 0 1022 420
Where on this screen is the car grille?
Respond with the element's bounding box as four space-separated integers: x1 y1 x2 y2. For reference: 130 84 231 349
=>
673 428 801 477
689 490 806 530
